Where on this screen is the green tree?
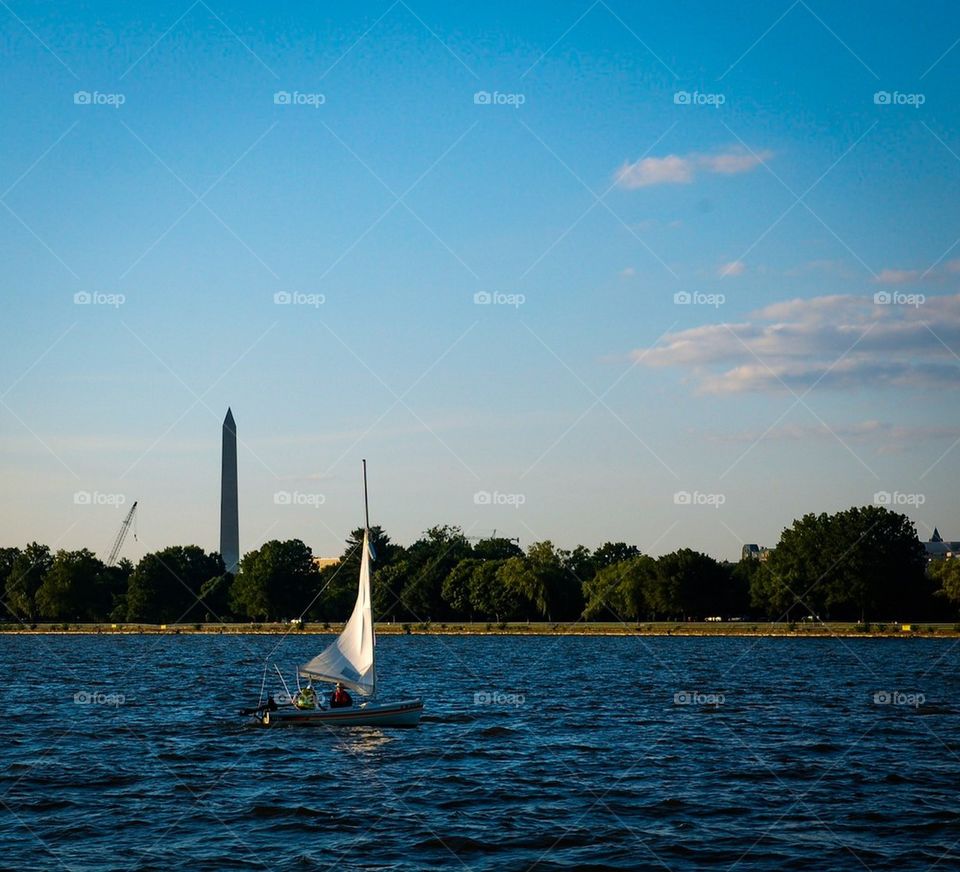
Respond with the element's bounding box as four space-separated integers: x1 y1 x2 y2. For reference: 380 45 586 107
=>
441 558 481 617
497 541 583 621
310 527 401 621
127 546 224 623
933 559 960 609
762 507 925 621
0 547 20 591
475 560 521 621
563 545 596 582
761 513 832 620
230 539 316 621
35 549 107 620
582 555 656 620
825 506 925 621
5 543 52 621
397 526 471 621
197 573 234 621
651 549 729 619
102 558 133 620
592 542 641 572
334 526 400 581
371 560 410 621
471 537 523 561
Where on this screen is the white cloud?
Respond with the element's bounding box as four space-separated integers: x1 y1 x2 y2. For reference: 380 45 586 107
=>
876 268 921 284
631 293 960 394
615 147 772 189
700 150 773 174
616 155 693 188
718 260 745 277
619 267 636 278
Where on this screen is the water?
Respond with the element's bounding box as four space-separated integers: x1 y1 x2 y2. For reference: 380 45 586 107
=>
1 633 959 870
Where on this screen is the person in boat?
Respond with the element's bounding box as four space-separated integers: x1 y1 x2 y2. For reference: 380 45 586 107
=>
294 684 318 710
263 694 278 712
330 682 353 709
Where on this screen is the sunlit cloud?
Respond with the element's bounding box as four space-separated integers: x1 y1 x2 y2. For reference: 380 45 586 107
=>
718 260 746 277
614 147 773 189
630 293 960 394
876 268 921 284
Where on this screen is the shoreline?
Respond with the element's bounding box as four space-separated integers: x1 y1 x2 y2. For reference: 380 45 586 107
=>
2 621 957 638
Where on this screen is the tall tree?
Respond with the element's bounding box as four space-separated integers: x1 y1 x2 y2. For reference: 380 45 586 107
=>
497 541 583 621
127 546 223 623
35 549 107 620
582 554 656 620
933 559 960 611
229 539 316 621
471 537 523 561
0 547 20 591
312 526 402 621
397 526 471 621
762 507 925 621
825 506 925 621
592 542 641 572
5 543 52 621
651 549 730 619
761 513 832 620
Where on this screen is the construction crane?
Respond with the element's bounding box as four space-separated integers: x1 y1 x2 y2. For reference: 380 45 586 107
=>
465 530 521 544
106 501 138 567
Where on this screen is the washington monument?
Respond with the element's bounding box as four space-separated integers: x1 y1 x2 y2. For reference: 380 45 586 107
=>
220 407 239 573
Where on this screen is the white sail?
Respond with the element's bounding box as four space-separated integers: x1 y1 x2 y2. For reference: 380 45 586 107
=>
299 530 376 695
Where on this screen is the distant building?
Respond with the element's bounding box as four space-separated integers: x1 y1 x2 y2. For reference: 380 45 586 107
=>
924 528 959 561
742 544 771 562
314 557 341 570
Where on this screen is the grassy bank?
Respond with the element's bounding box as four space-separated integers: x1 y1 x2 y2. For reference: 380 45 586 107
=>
2 621 959 637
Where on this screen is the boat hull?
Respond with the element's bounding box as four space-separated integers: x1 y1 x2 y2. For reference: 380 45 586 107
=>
258 698 423 727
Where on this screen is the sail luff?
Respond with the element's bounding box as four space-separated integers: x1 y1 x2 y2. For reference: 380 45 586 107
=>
299 529 376 695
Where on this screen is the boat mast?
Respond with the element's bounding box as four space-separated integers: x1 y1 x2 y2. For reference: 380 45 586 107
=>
362 458 370 531
362 458 376 697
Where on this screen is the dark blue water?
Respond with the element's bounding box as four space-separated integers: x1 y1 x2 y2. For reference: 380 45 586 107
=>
1 634 959 871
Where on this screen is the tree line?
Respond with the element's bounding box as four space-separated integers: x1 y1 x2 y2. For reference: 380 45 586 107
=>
2 505 958 626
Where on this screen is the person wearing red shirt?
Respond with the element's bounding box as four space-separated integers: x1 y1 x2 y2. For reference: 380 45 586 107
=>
331 682 353 709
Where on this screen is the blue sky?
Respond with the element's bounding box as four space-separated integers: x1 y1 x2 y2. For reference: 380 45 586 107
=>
2 0 959 563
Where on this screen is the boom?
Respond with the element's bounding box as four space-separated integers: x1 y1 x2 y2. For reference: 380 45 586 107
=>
106 500 138 566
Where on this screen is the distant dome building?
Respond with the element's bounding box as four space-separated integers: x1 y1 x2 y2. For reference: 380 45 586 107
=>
924 528 959 560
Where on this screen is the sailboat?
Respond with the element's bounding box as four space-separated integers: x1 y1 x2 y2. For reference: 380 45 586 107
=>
249 461 423 727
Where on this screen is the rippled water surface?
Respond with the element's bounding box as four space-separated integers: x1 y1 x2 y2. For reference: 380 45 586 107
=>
2 634 959 870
